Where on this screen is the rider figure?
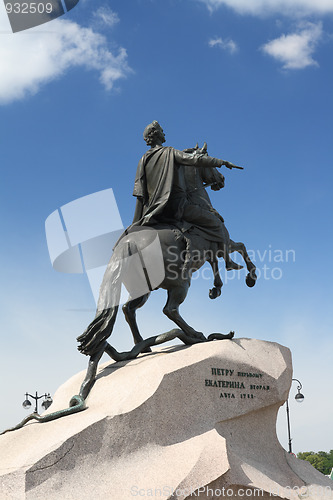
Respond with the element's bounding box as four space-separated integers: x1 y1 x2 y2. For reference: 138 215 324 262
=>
132 120 240 270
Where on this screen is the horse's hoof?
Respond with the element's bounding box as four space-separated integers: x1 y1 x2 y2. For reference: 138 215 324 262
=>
209 287 222 299
192 331 207 342
246 272 257 288
208 331 235 341
141 346 152 354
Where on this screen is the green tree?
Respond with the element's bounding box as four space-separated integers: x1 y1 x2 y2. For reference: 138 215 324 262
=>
297 450 333 475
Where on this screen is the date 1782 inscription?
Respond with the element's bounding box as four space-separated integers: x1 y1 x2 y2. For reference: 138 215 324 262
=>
205 367 270 399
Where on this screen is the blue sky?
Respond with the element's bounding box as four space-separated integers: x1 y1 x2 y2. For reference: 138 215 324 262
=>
0 0 332 454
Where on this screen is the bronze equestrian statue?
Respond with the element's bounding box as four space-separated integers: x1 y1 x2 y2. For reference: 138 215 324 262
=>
1 122 257 433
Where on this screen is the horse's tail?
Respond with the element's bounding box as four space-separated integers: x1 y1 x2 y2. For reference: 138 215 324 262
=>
77 240 126 356
77 306 119 356
77 228 164 356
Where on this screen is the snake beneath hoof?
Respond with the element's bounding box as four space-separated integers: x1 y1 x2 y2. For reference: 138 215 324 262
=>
1 329 235 435
0 395 86 435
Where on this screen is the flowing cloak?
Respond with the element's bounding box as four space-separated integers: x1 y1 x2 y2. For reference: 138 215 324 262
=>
129 145 228 244
132 145 185 226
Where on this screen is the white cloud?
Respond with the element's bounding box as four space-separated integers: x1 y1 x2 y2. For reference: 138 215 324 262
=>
261 22 323 69
209 37 238 54
198 0 333 17
0 8 130 104
93 6 120 27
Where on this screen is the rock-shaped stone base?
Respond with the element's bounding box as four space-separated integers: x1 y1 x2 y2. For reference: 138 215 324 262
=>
0 339 332 499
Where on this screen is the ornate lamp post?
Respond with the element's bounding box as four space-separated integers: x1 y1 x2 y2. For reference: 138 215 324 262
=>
286 378 304 454
22 392 53 414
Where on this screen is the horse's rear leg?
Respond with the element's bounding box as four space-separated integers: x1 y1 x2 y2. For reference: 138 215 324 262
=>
208 256 223 299
163 285 206 342
229 240 257 287
122 293 151 352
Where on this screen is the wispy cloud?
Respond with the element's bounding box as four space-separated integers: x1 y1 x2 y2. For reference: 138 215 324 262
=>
93 6 120 28
261 22 323 70
0 9 130 105
209 37 238 54
198 0 333 17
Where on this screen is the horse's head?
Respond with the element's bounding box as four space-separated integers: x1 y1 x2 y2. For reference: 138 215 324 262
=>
183 142 208 155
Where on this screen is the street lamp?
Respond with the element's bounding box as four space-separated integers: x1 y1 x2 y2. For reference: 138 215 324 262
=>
22 392 53 414
286 378 304 454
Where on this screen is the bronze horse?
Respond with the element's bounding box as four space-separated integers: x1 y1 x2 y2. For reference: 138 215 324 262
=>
1 150 258 433
77 148 257 361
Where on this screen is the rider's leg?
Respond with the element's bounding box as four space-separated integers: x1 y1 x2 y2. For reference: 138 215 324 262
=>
182 204 242 271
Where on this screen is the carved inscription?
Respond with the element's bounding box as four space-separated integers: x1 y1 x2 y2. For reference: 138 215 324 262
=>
205 367 270 400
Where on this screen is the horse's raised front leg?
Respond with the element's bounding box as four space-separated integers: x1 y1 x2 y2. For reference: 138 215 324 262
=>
208 255 223 299
229 239 257 287
163 284 206 342
122 293 151 352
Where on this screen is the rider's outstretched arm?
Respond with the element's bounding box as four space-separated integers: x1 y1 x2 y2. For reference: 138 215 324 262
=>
173 148 225 169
